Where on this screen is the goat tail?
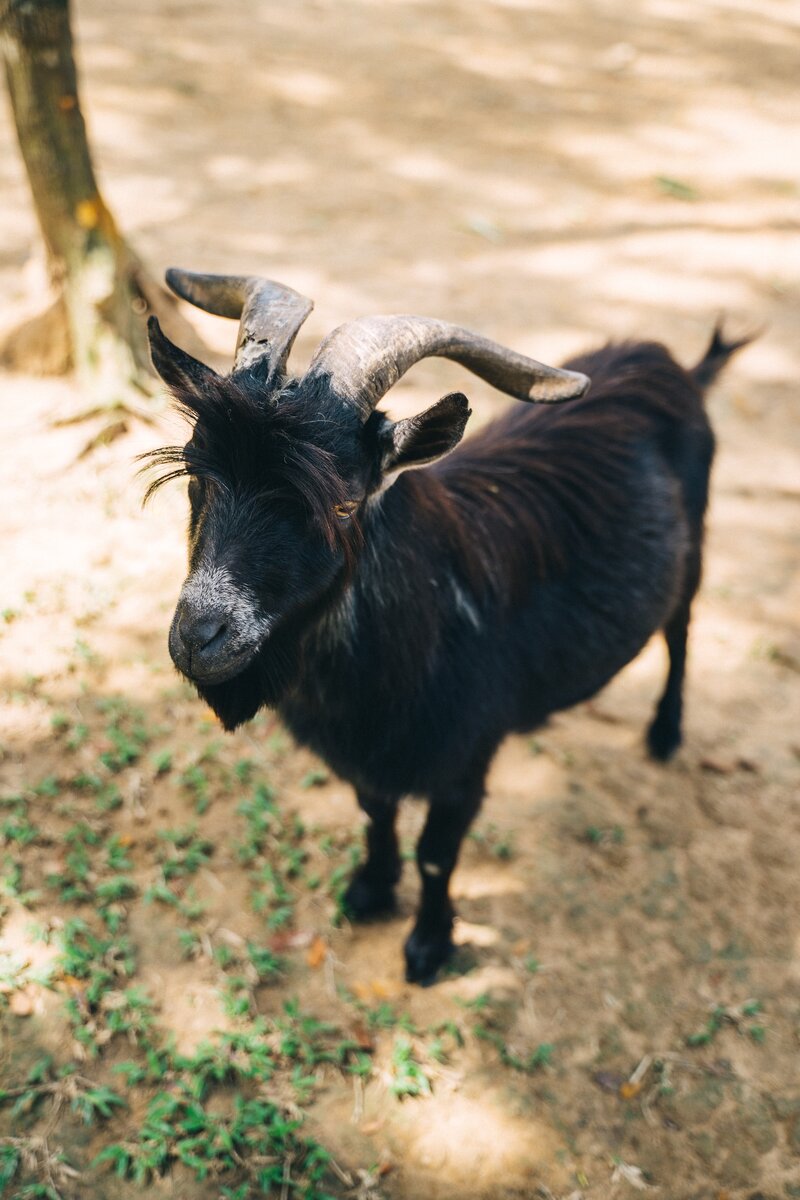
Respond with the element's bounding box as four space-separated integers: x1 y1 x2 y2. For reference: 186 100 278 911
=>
691 320 759 391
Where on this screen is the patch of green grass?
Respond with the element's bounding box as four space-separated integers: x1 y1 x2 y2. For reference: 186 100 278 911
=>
458 990 492 1013
426 1019 465 1063
144 880 206 922
247 942 283 982
275 999 340 1067
67 722 90 751
45 822 99 904
74 637 102 666
0 952 53 1008
181 762 210 813
32 775 60 798
152 750 173 776
70 771 122 813
177 928 202 958
463 991 554 1073
0 1136 78 1199
469 822 515 861
0 856 39 907
1 811 39 846
94 1091 332 1194
365 1001 416 1034
474 1030 554 1073
685 999 764 1047
1 1059 129 1128
326 842 361 924
584 824 625 846
300 768 329 789
250 863 293 927
655 174 699 200
53 919 138 1054
93 1026 337 1193
96 698 154 772
1 790 40 847
390 1036 432 1098
157 826 213 879
237 782 278 862
221 976 256 1020
50 712 89 752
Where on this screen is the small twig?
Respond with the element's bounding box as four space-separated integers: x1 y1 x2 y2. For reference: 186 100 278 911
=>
50 400 156 428
324 947 340 999
628 1053 653 1086
0 1072 98 1101
0 1134 80 1199
279 1153 294 1200
640 1080 661 1127
329 1157 355 1187
351 1073 364 1124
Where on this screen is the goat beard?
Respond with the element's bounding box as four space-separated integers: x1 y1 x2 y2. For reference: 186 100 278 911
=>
194 632 300 731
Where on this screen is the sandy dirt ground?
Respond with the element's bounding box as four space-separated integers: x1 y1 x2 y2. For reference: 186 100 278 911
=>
1 1 799 1197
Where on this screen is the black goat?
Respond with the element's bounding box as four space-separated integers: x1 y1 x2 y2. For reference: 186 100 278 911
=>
144 270 748 982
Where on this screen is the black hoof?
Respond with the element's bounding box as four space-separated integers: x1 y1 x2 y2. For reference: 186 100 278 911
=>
647 716 682 762
404 922 454 985
342 868 397 921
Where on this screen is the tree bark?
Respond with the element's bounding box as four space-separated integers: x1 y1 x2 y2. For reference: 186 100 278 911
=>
0 0 204 384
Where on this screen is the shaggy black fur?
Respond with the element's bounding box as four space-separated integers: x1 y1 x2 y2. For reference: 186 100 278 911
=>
145 319 749 982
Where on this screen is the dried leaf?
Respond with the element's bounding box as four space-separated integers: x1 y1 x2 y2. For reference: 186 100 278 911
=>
306 935 327 969
353 978 399 1001
269 929 313 952
351 1022 375 1051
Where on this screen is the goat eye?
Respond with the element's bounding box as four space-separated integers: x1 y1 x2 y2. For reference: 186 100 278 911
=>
334 500 358 520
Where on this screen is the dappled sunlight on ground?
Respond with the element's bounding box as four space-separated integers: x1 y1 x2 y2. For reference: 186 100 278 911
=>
1 0 800 1196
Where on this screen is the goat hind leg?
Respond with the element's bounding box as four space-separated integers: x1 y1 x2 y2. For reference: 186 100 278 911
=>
344 791 401 919
647 601 691 761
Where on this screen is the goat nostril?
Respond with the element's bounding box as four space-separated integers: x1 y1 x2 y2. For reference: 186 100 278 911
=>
195 619 227 651
180 615 227 652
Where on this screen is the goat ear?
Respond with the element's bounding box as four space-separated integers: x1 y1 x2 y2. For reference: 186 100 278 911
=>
148 316 220 393
378 392 471 476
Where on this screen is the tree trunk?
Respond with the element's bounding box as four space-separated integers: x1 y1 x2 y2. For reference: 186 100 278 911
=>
0 0 204 386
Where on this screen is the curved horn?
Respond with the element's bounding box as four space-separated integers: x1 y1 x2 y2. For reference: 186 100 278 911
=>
165 268 313 383
302 315 590 418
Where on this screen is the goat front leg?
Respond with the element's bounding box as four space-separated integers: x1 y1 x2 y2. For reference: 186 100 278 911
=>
344 791 401 919
404 779 484 984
